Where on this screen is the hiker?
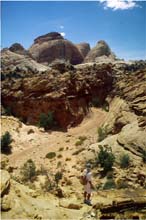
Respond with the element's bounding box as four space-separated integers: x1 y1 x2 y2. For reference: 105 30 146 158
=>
83 163 94 206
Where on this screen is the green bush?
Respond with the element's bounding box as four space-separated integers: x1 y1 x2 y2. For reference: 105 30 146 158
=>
46 152 56 159
55 171 63 186
120 154 130 168
97 125 108 142
75 136 87 146
142 150 146 163
97 145 115 173
20 159 36 182
102 101 109 112
1 131 13 154
91 97 100 107
103 179 116 190
38 111 54 130
4 107 12 116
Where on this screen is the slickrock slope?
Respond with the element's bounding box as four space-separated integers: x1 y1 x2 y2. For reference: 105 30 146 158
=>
1 63 113 129
1 49 49 76
29 32 84 65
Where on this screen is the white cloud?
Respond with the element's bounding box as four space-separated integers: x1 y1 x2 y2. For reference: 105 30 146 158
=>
60 25 64 29
60 32 66 37
99 0 138 10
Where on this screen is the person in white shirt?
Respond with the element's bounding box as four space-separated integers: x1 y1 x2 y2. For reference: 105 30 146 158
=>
83 163 94 206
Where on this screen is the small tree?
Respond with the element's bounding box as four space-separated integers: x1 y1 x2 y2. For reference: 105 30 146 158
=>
55 171 63 186
1 131 13 154
97 125 108 142
97 145 115 173
20 159 36 182
38 111 54 130
120 154 130 168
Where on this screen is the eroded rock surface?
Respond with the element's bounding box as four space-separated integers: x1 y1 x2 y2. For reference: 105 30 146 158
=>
2 63 113 129
29 32 84 65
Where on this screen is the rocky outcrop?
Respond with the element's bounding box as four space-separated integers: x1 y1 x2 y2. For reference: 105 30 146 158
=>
9 43 30 56
1 63 113 129
115 68 146 116
29 32 84 65
0 170 10 197
84 40 116 63
1 49 49 78
76 43 90 58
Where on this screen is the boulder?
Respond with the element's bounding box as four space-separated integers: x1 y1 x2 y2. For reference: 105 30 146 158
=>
76 42 90 58
117 122 146 156
59 199 82 209
29 32 84 65
1 194 12 211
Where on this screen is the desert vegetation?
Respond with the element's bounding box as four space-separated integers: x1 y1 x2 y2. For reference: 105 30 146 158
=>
38 111 54 130
1 131 13 154
97 145 115 174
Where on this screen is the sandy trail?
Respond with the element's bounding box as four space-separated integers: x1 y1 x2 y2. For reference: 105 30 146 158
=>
5 108 107 170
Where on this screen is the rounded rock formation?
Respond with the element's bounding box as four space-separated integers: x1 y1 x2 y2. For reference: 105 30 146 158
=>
29 32 84 65
9 43 30 56
84 40 115 63
76 42 90 58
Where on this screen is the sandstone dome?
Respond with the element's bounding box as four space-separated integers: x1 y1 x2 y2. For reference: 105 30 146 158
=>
28 32 84 65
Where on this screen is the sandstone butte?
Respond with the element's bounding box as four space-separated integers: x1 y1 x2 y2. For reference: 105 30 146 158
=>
1 32 146 219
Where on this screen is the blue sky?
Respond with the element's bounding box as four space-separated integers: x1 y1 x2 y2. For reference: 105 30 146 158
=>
1 1 146 60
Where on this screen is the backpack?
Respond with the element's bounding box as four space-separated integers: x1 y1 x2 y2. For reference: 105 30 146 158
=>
80 174 88 185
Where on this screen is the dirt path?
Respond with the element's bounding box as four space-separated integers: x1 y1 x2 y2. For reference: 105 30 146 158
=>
4 108 107 171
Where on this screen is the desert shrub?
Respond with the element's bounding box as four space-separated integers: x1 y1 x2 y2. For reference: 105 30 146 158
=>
57 161 62 168
97 125 108 142
102 101 109 112
57 154 62 158
20 159 36 182
46 152 56 159
59 147 64 151
4 107 12 116
106 171 114 179
142 150 146 163
117 181 128 189
38 111 54 130
41 178 55 192
120 154 130 168
75 140 82 146
75 136 87 146
66 157 71 161
55 171 63 186
1 131 13 154
91 97 101 107
78 136 87 142
97 145 115 173
72 148 84 155
103 179 116 190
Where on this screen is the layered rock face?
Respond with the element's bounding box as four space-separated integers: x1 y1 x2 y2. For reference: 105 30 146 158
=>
1 49 49 77
1 63 113 129
29 32 84 65
76 42 90 58
84 40 116 63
